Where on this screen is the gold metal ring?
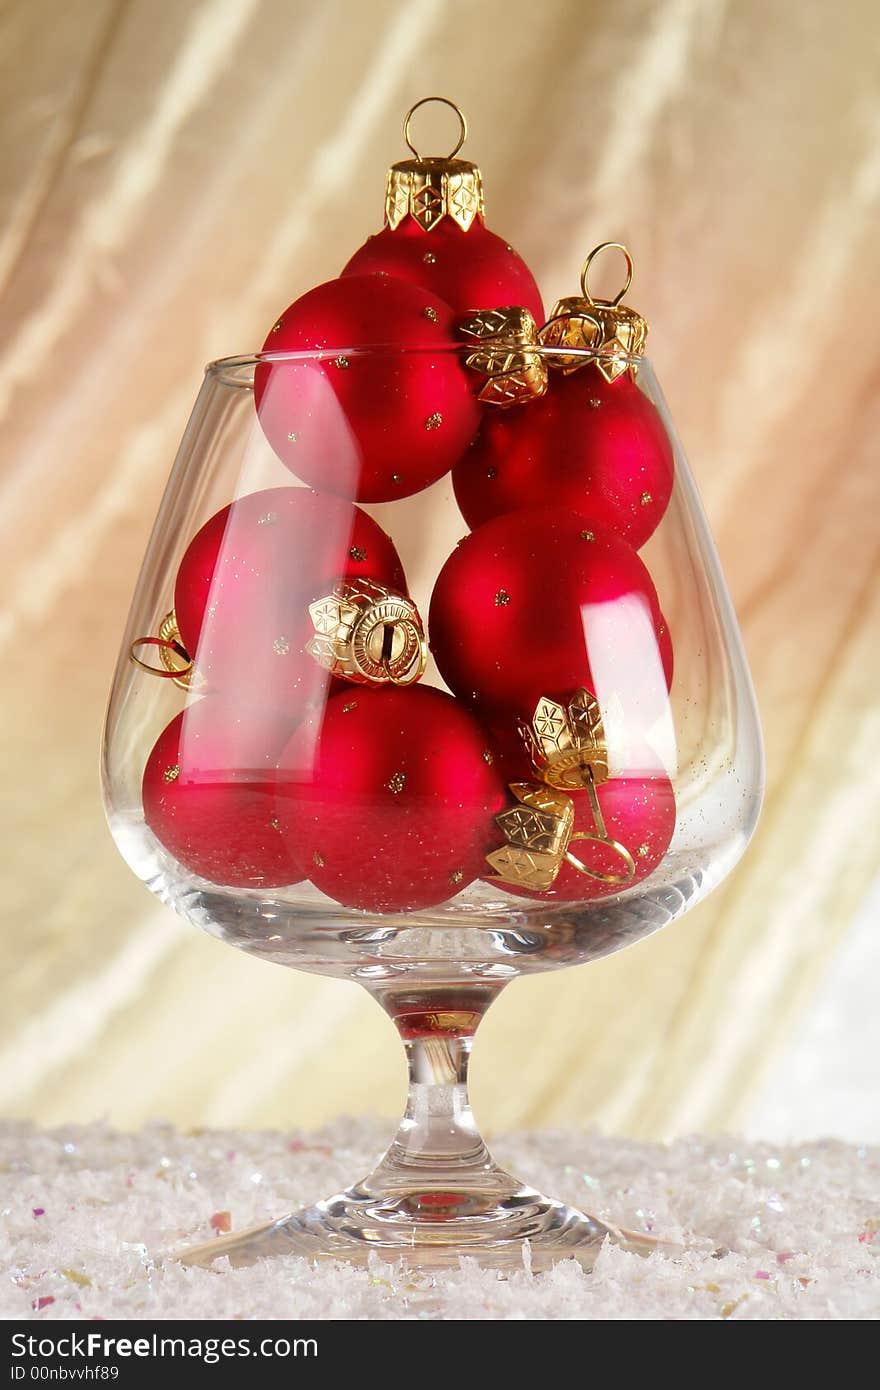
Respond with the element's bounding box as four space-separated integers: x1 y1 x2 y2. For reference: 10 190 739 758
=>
565 835 636 885
129 635 193 680
562 771 636 884
403 96 467 160
381 630 428 686
538 308 604 341
580 242 634 307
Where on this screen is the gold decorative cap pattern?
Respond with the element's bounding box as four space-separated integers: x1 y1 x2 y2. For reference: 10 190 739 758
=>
539 242 648 382
385 98 484 232
486 783 575 891
307 578 426 686
486 779 637 892
459 307 548 406
520 689 609 790
385 158 484 232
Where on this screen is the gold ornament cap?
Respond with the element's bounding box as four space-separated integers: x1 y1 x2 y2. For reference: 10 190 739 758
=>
539 242 649 382
491 688 637 891
520 689 609 790
385 98 484 232
459 306 548 406
486 783 576 891
486 779 635 892
307 578 427 686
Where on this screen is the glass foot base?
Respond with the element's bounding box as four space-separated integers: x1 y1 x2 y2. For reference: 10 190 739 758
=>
177 1182 660 1273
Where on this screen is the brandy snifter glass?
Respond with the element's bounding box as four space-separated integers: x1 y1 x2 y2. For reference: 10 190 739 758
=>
102 344 763 1271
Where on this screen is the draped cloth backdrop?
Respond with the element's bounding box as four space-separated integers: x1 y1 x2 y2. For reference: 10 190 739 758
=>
1 0 878 1139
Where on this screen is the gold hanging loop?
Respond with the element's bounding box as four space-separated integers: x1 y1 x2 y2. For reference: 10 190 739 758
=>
564 776 636 885
129 636 189 679
580 241 634 307
387 99 481 230
382 628 428 686
403 96 467 160
537 306 604 359
129 612 194 689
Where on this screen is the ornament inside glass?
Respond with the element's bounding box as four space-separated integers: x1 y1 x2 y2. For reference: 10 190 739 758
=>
109 338 760 937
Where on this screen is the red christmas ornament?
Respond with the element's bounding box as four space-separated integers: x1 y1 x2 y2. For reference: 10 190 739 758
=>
429 509 672 735
254 275 480 502
142 698 303 889
454 372 673 548
343 220 543 324
341 97 543 322
275 685 506 913
491 775 676 902
174 486 406 711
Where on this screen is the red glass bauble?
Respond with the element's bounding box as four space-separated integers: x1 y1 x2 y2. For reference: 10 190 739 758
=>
254 276 480 502
429 509 672 734
142 698 303 889
341 219 543 323
453 372 674 548
275 685 506 913
493 775 676 901
174 486 405 711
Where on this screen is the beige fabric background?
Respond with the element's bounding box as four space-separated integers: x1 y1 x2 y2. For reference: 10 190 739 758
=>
1 0 878 1139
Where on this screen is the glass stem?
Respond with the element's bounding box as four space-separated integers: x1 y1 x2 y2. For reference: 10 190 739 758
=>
361 984 514 1198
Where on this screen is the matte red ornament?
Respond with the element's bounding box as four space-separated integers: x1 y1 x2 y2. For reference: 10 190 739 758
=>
254 276 480 502
493 775 676 902
275 685 506 913
429 509 673 738
142 698 303 889
453 371 674 548
174 486 406 712
342 219 544 324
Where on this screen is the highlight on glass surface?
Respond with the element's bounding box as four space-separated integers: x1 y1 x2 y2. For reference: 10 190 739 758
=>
102 100 763 1271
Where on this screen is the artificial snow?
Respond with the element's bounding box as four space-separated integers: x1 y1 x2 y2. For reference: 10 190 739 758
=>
1 1119 878 1320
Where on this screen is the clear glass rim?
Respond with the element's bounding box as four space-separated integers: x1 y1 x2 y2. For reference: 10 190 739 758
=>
205 344 646 384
